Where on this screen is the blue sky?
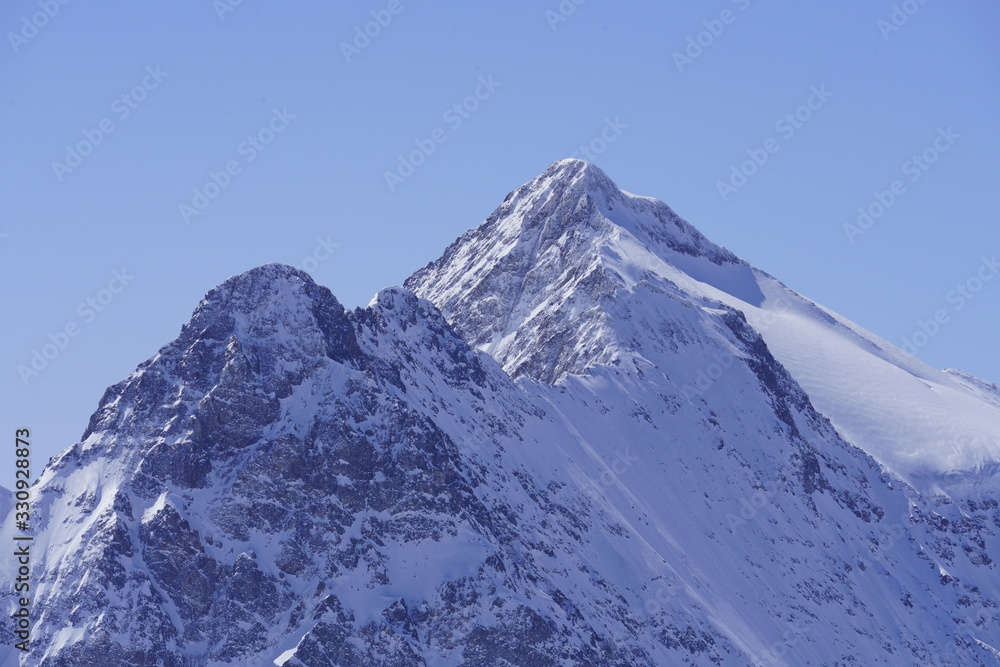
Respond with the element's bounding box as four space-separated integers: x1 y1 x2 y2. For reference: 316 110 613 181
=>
3 0 998 470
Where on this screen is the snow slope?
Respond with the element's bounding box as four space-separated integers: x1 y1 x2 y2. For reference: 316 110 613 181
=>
0 486 12 525
740 280 1000 496
408 158 1000 497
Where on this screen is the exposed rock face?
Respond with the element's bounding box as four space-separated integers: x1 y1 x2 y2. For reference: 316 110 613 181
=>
3 162 998 665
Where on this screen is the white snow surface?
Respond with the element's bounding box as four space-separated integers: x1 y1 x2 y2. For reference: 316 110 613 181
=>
409 158 1000 497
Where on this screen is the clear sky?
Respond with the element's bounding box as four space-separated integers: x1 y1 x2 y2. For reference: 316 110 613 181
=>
3 1 998 473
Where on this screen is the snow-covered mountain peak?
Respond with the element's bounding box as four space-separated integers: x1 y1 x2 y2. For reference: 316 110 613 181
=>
180 261 360 367
74 263 362 460
495 159 737 265
406 161 763 382
409 162 1000 495
186 263 340 338
198 262 314 308
533 158 623 205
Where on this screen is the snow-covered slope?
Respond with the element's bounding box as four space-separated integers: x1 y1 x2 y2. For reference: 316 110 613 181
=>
0 486 12 525
3 161 999 665
407 158 1000 497
739 284 1000 496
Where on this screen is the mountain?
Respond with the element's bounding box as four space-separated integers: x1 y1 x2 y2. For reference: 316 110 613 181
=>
406 159 1000 497
3 160 999 665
